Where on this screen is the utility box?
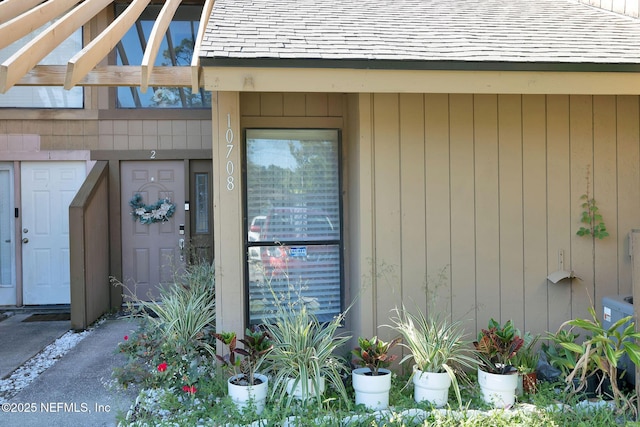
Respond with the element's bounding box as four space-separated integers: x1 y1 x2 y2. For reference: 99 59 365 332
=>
602 294 635 385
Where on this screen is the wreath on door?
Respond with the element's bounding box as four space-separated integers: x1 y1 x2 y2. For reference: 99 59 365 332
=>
130 193 176 224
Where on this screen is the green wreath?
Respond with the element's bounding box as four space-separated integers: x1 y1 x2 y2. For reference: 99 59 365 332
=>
130 193 176 224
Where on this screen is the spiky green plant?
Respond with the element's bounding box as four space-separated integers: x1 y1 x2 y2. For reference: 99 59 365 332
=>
263 303 351 409
388 306 478 408
141 282 216 357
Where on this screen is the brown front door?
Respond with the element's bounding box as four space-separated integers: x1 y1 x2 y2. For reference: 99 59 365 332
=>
121 161 185 300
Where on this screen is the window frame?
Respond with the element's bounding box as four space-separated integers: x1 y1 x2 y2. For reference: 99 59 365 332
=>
113 3 210 110
242 128 345 326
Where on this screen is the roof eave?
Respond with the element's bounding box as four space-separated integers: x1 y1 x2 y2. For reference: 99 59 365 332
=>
201 63 640 95
200 57 640 73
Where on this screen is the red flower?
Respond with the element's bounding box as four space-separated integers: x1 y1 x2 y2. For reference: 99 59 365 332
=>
124 335 129 341
157 362 168 372
182 385 197 394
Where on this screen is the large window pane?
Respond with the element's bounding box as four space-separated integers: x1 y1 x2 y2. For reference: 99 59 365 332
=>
0 24 82 108
115 4 210 108
246 129 342 325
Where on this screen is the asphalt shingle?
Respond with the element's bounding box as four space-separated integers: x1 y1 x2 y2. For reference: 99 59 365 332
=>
199 0 640 67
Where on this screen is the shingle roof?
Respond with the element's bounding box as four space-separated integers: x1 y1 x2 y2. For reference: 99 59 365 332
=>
199 0 640 70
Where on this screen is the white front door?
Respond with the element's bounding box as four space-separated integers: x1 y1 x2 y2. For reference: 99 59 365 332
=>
21 161 85 305
0 163 16 305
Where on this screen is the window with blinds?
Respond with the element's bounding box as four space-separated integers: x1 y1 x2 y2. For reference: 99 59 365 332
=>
245 129 342 325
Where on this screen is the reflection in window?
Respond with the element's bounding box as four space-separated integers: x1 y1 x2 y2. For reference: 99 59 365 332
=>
115 4 210 108
245 129 342 325
0 24 82 108
195 173 209 234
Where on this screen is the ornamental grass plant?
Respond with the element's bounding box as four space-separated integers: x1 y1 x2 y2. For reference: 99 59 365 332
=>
263 302 351 410
388 306 478 408
112 260 216 390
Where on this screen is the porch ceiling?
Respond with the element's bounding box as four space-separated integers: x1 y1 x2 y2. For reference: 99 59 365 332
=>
0 0 214 94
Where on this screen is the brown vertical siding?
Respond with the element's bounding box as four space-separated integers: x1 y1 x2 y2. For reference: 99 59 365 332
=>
522 95 549 336
356 93 640 338
617 97 640 296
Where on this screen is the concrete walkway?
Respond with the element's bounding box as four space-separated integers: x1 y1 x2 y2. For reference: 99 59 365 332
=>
0 313 70 379
1 315 139 427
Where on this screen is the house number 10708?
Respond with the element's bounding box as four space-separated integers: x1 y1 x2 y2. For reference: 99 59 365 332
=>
225 114 234 191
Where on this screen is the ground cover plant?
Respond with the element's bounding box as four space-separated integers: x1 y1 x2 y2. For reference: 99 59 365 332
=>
119 367 634 426
112 262 639 426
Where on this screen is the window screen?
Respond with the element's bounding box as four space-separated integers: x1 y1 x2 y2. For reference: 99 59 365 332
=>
245 129 342 324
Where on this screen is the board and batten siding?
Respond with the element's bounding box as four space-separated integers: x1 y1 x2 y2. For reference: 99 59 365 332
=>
350 93 640 340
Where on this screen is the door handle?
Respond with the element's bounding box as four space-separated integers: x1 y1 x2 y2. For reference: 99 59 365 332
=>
22 238 29 244
4 239 9 243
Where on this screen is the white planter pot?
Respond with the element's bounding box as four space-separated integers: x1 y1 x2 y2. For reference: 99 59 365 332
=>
412 368 452 408
477 368 518 408
228 373 269 414
352 367 392 410
286 376 325 401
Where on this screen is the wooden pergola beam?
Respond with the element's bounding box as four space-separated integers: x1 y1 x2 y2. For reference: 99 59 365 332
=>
0 0 114 93
0 0 83 51
16 65 197 87
0 0 44 25
191 0 215 92
64 0 151 90
141 0 182 93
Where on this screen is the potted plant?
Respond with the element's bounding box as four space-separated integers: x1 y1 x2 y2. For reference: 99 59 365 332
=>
351 336 401 410
542 329 585 387
555 306 640 411
473 318 524 408
389 306 478 408
215 327 273 414
263 304 351 409
512 331 540 395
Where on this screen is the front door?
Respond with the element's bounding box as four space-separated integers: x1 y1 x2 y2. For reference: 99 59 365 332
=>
21 161 85 305
0 163 16 305
121 161 185 300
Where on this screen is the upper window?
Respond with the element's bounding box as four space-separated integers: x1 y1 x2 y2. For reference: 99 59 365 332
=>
115 4 210 109
0 24 83 108
245 129 343 325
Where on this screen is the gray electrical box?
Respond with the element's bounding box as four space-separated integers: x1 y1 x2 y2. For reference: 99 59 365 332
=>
602 294 635 385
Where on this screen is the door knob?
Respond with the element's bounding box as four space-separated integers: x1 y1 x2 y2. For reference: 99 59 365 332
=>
22 238 28 244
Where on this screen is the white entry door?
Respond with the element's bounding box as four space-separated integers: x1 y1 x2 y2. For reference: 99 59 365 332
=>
121 161 185 300
0 163 16 305
21 161 85 305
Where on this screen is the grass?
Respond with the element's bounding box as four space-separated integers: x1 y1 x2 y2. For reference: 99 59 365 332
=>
119 367 635 426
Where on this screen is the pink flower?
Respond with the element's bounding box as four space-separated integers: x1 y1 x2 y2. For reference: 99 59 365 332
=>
124 335 129 341
157 362 168 372
182 385 197 394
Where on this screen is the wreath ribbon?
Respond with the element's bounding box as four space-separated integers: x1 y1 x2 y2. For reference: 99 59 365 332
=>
130 193 176 224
